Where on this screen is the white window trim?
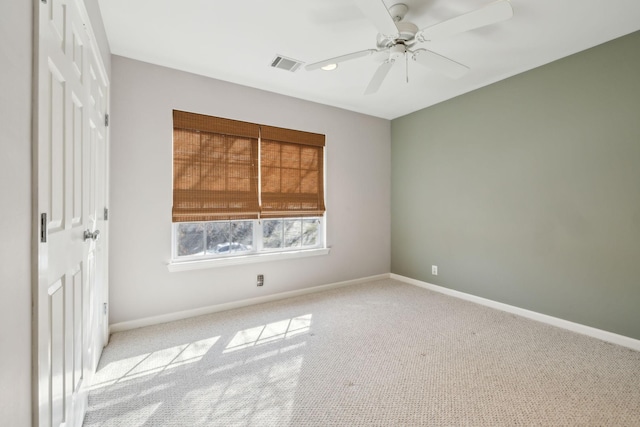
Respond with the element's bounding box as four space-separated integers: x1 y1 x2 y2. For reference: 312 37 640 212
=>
167 247 331 272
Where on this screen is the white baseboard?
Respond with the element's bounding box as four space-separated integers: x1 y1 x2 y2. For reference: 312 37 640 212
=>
110 272 640 352
109 273 390 334
391 273 640 352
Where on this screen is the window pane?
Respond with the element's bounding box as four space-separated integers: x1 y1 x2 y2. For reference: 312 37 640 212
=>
284 219 302 248
263 220 283 249
175 217 323 260
206 222 230 254
177 223 204 256
230 221 253 253
302 219 319 246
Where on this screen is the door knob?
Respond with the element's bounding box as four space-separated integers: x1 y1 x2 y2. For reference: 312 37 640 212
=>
84 229 101 241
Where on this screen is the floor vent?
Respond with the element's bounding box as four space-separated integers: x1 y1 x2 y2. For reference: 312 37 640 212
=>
270 55 303 72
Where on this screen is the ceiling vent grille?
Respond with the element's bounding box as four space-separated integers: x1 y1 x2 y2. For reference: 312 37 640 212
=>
271 55 303 72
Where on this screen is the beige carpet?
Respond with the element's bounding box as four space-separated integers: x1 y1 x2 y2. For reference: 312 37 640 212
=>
84 279 640 426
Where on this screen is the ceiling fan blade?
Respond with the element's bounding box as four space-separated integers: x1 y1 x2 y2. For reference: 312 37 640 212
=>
306 49 377 71
353 0 399 38
417 0 513 41
412 49 469 79
364 60 394 95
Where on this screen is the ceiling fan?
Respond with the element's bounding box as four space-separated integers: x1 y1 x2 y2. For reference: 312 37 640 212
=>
305 0 514 94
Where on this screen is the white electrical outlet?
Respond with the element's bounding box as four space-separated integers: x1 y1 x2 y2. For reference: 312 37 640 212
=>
432 265 438 275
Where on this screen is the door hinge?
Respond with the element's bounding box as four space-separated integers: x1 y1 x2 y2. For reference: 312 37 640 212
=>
40 213 47 243
104 207 109 221
104 113 109 127
103 303 108 315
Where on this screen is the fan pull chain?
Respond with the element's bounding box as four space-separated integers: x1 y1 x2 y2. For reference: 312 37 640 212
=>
405 52 409 83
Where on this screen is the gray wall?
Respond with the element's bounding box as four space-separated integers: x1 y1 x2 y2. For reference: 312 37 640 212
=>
109 56 390 325
0 1 33 425
391 31 640 340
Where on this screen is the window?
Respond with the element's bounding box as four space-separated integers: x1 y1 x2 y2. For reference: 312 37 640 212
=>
172 110 326 263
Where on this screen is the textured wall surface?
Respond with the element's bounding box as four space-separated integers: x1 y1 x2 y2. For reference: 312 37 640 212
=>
109 56 391 324
391 31 640 340
0 1 32 425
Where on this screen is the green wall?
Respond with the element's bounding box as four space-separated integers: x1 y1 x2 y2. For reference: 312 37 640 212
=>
391 31 640 340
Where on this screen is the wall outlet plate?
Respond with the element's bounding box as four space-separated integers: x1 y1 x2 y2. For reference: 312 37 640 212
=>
431 265 438 275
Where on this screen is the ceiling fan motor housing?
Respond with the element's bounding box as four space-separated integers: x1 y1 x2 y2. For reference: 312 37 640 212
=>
397 21 418 44
378 21 419 48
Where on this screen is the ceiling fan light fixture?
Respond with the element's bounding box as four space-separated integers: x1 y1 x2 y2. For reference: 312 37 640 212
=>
321 63 338 71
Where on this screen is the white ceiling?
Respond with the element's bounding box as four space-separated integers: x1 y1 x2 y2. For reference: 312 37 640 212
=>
98 0 640 120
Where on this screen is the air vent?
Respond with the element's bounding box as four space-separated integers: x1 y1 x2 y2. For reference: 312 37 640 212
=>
270 55 303 72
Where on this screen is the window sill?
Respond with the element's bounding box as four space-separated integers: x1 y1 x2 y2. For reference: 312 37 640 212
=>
167 247 331 272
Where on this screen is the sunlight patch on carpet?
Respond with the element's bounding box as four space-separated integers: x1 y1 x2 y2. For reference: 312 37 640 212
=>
224 314 312 352
90 336 220 389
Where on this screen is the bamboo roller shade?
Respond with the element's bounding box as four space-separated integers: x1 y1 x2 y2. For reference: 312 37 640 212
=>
172 110 325 222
